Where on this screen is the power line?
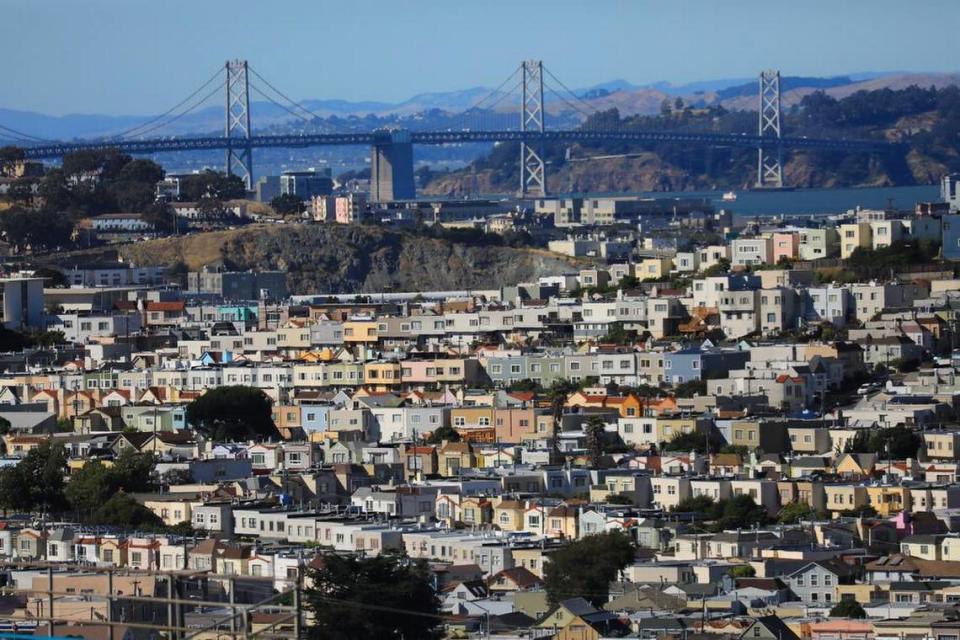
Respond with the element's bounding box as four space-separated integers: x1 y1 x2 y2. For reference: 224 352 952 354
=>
109 66 226 140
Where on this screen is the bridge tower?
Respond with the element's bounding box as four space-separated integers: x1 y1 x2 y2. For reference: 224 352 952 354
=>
756 69 783 189
225 59 253 190
520 59 546 198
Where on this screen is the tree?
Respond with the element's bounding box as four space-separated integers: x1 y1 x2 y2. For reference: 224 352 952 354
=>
303 551 442 640
90 493 164 528
507 378 542 393
425 424 460 444
0 440 68 514
674 379 707 398
601 322 634 345
33 267 67 288
65 460 113 518
847 425 921 459
714 495 771 532
66 451 156 520
166 260 190 287
663 429 713 454
701 258 731 277
830 600 866 619
34 330 66 348
0 207 75 251
672 495 718 516
730 565 756 578
197 197 225 220
0 146 25 176
584 416 605 468
179 170 246 201
544 531 635 606
141 201 175 232
606 493 634 505
186 386 277 441
271 193 306 215
109 448 156 492
778 502 814 524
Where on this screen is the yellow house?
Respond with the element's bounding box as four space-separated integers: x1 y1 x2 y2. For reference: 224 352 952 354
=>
437 441 476 474
637 258 673 281
342 320 378 344
143 495 199 526
834 453 877 478
362 361 403 391
99 538 127 566
839 222 873 259
546 505 579 540
864 485 910 516
5 435 47 457
512 546 551 579
727 420 762 450
494 499 525 532
836 583 886 606
824 484 868 514
451 407 495 430
535 600 594 630
656 417 704 445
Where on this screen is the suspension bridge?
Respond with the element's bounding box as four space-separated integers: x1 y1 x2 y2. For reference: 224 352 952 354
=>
0 60 891 199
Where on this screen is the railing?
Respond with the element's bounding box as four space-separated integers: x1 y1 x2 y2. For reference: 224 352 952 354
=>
0 562 303 640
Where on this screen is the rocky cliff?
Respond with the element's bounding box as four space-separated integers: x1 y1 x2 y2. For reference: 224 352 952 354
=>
121 223 585 295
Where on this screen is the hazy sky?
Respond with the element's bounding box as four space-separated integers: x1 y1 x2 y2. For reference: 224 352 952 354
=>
3 0 959 116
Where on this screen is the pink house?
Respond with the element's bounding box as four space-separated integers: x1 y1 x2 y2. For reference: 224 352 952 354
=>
400 360 436 385
772 232 800 264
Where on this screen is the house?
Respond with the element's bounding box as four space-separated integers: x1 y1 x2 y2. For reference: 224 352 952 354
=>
783 559 853 607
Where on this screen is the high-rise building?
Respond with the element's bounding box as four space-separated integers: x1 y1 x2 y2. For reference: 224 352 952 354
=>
280 169 333 200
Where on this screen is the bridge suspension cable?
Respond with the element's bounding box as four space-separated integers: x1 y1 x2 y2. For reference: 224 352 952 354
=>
451 66 524 131
542 65 606 129
114 76 227 140
247 65 323 124
107 66 227 140
0 122 52 144
248 82 316 127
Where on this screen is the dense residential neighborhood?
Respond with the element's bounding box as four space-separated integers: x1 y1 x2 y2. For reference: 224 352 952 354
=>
0 184 958 638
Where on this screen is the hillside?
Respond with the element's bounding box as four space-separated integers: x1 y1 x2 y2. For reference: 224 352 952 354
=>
120 224 586 295
424 83 960 194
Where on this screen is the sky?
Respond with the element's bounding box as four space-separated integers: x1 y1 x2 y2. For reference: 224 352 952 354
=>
2 0 959 116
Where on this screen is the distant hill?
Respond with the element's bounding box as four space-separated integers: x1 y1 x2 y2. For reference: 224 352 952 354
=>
423 81 960 194
6 70 952 140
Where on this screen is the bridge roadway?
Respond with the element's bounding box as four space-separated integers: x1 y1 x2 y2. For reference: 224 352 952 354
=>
19 128 891 159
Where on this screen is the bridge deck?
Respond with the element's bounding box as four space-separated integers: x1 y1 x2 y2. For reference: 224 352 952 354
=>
19 128 890 159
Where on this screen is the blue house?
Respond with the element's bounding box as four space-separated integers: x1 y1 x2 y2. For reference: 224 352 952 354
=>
663 341 750 384
943 215 960 261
